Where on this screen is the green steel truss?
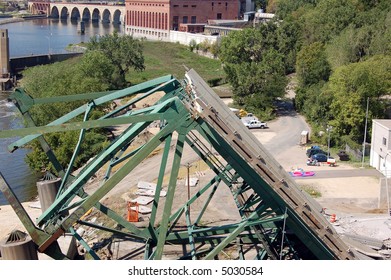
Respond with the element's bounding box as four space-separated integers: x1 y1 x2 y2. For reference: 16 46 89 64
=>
0 69 359 260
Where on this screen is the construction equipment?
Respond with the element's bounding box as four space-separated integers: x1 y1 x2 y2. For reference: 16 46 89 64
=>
0 69 361 260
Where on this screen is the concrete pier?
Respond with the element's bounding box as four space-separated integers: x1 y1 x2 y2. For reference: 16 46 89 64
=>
0 230 38 260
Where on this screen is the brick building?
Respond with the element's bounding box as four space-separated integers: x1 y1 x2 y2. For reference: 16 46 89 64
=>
125 0 242 40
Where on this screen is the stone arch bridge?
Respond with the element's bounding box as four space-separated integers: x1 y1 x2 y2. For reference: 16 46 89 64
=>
28 2 125 24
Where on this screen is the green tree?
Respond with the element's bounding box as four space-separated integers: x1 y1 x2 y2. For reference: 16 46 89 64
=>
325 25 373 69
296 42 331 88
328 55 391 143
88 32 145 88
274 0 317 19
220 26 287 114
276 17 302 73
20 57 113 173
299 0 357 44
294 81 332 125
75 50 116 89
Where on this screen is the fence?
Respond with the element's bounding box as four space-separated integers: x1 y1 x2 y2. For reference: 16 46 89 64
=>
345 143 370 161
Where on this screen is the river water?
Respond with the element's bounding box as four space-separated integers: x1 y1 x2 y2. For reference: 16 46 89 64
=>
0 18 123 205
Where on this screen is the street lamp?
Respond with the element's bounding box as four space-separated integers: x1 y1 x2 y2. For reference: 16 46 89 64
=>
326 125 332 158
384 152 391 217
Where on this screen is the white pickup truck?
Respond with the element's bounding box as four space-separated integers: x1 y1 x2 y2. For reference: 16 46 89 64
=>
244 120 268 129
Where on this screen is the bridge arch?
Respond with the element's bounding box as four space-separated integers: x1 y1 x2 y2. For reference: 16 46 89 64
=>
92 9 100 22
102 9 111 24
70 8 81 21
50 6 60 19
82 8 91 22
60 7 69 20
113 9 121 24
28 2 125 25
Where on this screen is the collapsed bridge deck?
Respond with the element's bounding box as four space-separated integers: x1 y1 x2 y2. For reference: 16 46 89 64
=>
0 69 360 260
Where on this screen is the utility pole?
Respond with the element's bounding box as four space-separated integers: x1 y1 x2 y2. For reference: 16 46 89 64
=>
326 125 332 158
186 162 191 216
361 97 369 168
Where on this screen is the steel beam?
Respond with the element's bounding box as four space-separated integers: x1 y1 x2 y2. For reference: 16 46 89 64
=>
0 69 362 260
7 75 175 151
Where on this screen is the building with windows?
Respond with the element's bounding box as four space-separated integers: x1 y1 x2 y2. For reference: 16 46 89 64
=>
370 119 391 176
124 0 242 41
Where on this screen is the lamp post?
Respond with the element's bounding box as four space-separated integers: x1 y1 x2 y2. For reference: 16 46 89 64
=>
384 152 391 217
326 125 332 158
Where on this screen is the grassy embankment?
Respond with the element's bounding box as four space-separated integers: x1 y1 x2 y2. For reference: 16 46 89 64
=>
69 40 230 96
127 41 230 97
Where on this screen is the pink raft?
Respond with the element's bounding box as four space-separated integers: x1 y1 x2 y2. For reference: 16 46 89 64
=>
289 169 315 177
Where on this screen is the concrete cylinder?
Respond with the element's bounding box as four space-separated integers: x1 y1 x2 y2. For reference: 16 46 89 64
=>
0 231 38 260
78 21 85 34
36 177 61 212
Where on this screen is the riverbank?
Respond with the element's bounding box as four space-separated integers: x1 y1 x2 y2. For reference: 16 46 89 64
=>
0 17 25 25
0 14 48 25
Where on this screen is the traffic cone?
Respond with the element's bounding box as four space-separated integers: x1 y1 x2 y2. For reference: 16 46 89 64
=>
330 214 336 223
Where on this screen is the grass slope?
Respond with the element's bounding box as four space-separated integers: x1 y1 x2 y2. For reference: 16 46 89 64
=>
127 41 225 85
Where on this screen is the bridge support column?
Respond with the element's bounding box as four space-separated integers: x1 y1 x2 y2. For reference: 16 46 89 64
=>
0 230 38 260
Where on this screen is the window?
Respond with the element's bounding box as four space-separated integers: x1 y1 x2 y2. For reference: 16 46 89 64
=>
191 16 196 24
383 137 387 146
191 5 196 8
183 5 188 7
183 16 188 24
173 4 178 7
217 13 222 19
173 16 179 30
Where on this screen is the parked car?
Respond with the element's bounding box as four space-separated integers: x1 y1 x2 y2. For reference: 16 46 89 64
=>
311 153 329 162
306 147 327 157
244 120 268 129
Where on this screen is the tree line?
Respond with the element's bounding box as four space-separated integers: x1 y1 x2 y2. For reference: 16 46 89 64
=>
20 0 391 173
218 0 391 149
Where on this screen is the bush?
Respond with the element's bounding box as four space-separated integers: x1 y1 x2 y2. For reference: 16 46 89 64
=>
189 39 197 52
198 40 212 53
340 135 361 150
207 77 224 87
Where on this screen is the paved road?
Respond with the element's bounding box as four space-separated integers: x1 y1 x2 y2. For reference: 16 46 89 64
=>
247 96 385 181
263 98 310 157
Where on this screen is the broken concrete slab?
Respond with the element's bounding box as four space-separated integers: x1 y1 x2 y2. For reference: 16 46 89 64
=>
136 189 166 197
185 177 199 187
131 196 154 205
130 205 152 214
137 181 157 190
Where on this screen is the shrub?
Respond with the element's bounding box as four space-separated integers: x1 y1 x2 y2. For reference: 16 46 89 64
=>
207 77 223 87
189 39 197 52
